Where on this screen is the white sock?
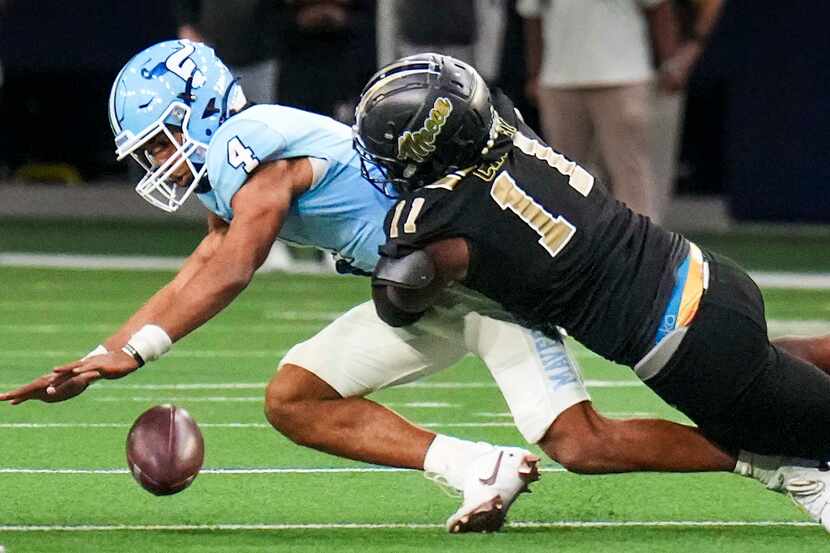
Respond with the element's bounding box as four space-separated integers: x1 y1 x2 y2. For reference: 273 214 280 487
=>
423 434 493 490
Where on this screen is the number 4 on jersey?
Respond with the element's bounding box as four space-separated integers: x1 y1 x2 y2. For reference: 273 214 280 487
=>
227 136 260 173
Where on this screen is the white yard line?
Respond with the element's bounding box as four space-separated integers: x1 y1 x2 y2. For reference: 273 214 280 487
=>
0 380 646 390
90 397 274 403
387 402 458 408
0 253 330 274
0 467 413 475
3 253 830 289
0 324 324 334
0 423 267 429
752 272 830 289
0 521 815 532
89 398 458 408
0 408 667 429
100 383 266 390
0 351 288 359
0 421 520 429
2 320 825 332
766 320 830 335
0 303 342 321
0 254 187 271
0 466 566 475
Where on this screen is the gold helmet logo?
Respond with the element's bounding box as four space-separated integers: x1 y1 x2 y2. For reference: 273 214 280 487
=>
397 97 453 163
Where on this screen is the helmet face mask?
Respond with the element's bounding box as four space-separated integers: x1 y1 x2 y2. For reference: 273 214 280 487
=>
109 40 246 212
114 101 207 212
353 132 410 198
353 53 494 194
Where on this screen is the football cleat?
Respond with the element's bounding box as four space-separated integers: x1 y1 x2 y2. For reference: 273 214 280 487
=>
446 447 540 533
767 464 830 532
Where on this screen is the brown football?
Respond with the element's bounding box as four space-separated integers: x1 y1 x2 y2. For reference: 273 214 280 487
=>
126 404 205 496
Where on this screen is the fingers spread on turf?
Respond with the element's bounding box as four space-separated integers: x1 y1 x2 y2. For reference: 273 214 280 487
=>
46 372 99 402
1 382 40 402
3 383 39 405
46 372 76 395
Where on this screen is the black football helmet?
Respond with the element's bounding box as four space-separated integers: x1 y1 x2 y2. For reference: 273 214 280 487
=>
353 53 495 195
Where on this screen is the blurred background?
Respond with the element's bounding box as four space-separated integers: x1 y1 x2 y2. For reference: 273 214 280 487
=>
0 0 828 242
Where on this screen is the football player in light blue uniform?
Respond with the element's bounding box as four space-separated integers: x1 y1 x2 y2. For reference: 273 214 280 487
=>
198 103 389 274
105 37 391 273
1 41 560 533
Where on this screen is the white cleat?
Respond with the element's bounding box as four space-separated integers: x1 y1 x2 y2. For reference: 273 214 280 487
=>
768 464 830 532
446 447 540 533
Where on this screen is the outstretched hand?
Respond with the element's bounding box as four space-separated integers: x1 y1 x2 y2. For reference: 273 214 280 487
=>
0 351 140 405
0 371 100 405
52 350 140 381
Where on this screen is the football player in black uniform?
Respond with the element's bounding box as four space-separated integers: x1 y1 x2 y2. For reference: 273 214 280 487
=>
354 53 830 530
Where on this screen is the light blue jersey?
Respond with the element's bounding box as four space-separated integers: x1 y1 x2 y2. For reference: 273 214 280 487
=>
198 104 393 273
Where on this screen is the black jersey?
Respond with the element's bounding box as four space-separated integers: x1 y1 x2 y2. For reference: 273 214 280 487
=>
382 91 688 366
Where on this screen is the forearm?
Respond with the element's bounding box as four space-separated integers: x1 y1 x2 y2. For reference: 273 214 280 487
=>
523 17 543 80
645 1 681 65
693 0 724 41
101 227 225 350
101 283 180 351
155 261 254 341
142 159 300 341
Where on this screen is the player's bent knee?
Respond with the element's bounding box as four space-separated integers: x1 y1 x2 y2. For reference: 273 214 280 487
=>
263 373 299 437
263 363 341 444
537 402 612 474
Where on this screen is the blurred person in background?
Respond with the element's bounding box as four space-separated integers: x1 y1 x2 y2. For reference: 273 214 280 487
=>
173 0 282 105
270 0 377 270
377 0 507 84
378 0 477 66
492 0 541 130
519 0 681 223
650 0 724 224
277 0 376 124
659 0 724 93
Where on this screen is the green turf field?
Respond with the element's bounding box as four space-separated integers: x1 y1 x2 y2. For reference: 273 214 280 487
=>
1 224 829 552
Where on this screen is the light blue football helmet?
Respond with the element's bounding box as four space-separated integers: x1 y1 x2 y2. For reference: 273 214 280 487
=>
108 40 246 212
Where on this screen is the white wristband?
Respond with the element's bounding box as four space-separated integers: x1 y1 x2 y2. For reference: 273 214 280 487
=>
83 345 108 359
125 325 172 364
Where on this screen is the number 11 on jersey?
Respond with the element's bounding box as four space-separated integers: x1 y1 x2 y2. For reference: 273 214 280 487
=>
490 171 576 258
